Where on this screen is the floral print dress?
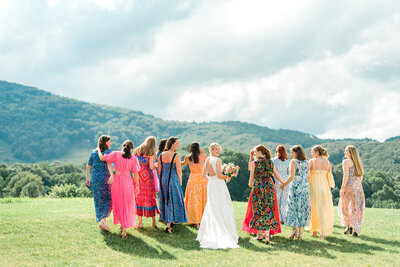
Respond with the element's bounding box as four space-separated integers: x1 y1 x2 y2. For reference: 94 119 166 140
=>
285 159 311 228
249 157 280 231
338 166 365 232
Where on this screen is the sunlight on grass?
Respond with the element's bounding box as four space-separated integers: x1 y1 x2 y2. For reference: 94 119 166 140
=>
0 198 399 266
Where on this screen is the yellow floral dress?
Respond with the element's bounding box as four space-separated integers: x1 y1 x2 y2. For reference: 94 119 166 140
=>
184 163 208 224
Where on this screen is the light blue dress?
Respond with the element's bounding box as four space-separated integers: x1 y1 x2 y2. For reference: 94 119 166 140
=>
285 159 311 227
272 157 290 223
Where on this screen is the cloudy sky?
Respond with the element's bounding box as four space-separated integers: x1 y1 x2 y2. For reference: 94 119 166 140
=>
1 0 400 141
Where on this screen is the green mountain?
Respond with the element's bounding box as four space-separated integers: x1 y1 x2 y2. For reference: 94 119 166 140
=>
1 80 333 163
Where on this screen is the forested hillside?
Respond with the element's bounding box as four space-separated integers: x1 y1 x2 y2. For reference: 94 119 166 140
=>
1 80 331 163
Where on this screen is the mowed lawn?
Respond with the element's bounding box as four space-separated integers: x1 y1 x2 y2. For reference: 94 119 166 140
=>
0 198 399 266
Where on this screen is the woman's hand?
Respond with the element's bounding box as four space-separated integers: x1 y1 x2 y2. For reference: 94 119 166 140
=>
136 184 140 195
340 188 344 197
248 181 253 188
226 176 231 182
86 178 90 186
279 183 286 190
107 175 114 185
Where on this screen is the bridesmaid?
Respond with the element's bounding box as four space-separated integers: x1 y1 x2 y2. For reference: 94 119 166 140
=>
97 140 140 238
134 136 159 229
182 142 208 228
248 145 285 244
158 136 188 233
242 149 282 238
338 145 365 237
280 145 311 241
309 145 334 240
272 145 290 224
86 135 113 231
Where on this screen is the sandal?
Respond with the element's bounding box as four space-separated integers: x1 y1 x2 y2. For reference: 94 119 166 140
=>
352 231 358 237
320 234 325 240
121 230 127 239
289 228 297 240
344 226 353 235
312 231 318 237
253 234 264 240
165 227 172 234
99 221 110 231
265 232 271 244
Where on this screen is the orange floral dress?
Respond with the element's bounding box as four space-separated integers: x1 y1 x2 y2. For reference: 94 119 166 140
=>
184 163 208 224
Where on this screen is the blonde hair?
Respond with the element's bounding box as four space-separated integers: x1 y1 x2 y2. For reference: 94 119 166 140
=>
312 145 329 158
209 142 220 154
136 136 156 156
347 145 364 177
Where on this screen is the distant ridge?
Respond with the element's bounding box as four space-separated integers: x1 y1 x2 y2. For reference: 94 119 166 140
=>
0 80 375 163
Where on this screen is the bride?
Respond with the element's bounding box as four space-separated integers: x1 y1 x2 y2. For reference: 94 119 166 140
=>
196 143 239 249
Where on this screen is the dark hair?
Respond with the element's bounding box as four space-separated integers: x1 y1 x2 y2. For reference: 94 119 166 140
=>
255 145 271 160
164 136 178 151
98 135 111 153
276 145 288 161
122 140 134 159
158 138 167 153
291 145 308 161
188 142 201 164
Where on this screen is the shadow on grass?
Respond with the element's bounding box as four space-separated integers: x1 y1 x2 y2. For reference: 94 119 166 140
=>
241 233 386 259
358 235 400 250
101 231 176 260
139 224 201 251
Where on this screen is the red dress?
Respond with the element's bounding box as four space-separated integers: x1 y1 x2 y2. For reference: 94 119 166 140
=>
135 155 160 217
242 190 281 235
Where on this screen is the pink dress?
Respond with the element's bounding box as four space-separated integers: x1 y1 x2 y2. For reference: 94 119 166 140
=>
104 151 140 228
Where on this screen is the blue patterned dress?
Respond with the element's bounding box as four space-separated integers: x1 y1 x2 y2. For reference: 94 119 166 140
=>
159 161 188 224
88 149 112 222
272 157 290 223
285 159 311 227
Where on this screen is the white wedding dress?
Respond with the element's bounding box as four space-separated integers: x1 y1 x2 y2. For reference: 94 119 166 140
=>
196 156 239 249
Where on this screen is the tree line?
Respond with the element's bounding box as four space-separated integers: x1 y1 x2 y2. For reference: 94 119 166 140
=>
1 147 399 209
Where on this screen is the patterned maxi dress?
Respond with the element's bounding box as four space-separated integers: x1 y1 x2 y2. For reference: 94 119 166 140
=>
184 163 208 224
285 160 311 227
249 158 280 231
338 166 365 232
103 151 140 228
158 155 188 224
272 157 290 223
87 149 112 222
135 155 160 217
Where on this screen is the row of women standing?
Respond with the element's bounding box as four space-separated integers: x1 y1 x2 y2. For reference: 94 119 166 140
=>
85 135 204 237
241 144 366 242
86 135 366 243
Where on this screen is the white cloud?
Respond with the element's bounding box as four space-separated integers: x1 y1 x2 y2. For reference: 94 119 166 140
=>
0 0 399 141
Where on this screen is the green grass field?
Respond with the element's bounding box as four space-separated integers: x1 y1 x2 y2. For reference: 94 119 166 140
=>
0 198 399 266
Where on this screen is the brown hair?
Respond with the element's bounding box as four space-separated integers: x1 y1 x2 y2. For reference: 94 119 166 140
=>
164 136 178 151
312 145 329 158
188 142 201 164
291 145 307 161
347 145 364 177
276 145 288 161
158 138 167 153
136 136 156 156
255 145 271 160
122 140 134 159
97 135 111 153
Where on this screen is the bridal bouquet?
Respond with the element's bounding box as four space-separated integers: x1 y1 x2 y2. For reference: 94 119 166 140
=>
222 162 240 180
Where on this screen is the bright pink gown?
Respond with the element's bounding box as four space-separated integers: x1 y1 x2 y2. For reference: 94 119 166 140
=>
104 151 140 228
